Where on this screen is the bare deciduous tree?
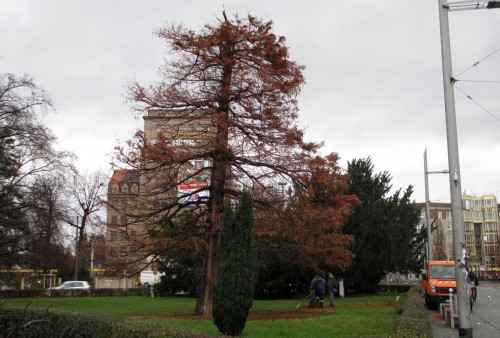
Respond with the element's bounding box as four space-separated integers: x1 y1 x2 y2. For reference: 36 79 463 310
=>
66 171 107 279
1 73 75 266
23 173 72 270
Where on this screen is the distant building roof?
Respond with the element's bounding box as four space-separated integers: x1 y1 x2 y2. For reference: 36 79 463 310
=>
108 169 140 193
415 202 451 209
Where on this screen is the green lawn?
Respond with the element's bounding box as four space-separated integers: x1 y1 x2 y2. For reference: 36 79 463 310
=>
4 294 402 337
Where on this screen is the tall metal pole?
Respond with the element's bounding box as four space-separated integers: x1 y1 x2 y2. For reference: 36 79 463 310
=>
90 237 94 278
438 1 471 336
424 149 432 262
424 149 449 263
73 216 79 281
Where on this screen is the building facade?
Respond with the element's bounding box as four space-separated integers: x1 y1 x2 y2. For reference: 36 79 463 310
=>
418 194 500 278
105 169 146 271
462 194 500 276
104 110 214 276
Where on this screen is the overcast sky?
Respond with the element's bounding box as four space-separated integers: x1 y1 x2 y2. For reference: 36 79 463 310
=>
2 0 500 204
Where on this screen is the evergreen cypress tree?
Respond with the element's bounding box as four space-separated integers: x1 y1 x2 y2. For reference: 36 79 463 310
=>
213 192 257 336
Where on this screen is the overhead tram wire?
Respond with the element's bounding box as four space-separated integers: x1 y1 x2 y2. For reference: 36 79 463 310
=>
450 48 500 122
454 48 500 79
455 79 500 84
453 84 500 122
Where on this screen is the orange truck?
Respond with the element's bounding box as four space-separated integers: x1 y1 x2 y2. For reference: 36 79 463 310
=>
421 260 456 309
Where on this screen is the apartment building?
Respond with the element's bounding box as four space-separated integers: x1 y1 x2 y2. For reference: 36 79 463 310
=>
104 109 213 275
105 169 146 271
418 194 500 278
463 194 500 276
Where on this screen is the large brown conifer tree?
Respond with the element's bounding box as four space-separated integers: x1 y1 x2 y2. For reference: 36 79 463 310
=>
117 12 357 316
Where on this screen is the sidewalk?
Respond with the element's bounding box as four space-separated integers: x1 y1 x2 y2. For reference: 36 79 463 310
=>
429 280 500 337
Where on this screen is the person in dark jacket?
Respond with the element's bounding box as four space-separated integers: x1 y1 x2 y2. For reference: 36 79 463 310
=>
469 271 479 301
309 275 318 306
309 274 327 307
327 272 339 307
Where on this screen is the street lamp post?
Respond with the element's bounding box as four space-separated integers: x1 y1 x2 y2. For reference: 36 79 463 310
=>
423 148 449 262
438 1 500 336
73 216 79 281
278 181 286 196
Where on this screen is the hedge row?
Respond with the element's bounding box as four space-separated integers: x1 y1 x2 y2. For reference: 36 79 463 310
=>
391 286 433 337
375 284 411 294
0 288 150 299
0 306 216 338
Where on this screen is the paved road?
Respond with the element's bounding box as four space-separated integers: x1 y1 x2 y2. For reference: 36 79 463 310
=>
429 280 500 337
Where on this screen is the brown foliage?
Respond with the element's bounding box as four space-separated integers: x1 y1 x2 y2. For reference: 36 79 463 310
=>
116 12 355 316
255 153 359 273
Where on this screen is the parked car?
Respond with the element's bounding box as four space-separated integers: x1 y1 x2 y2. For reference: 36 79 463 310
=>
52 281 91 289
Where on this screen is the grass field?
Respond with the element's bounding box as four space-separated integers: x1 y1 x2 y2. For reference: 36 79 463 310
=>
4 294 403 337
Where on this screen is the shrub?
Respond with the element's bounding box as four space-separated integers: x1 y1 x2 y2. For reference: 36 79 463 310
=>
0 288 149 299
213 193 257 336
0 306 212 338
392 286 433 337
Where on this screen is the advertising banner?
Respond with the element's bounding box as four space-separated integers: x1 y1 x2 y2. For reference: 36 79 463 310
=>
178 159 210 203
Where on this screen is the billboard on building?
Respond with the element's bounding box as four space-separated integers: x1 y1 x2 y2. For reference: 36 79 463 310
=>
178 159 210 203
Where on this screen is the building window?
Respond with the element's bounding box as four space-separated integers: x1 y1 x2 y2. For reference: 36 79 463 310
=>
467 246 474 256
473 211 481 220
463 200 471 210
131 184 138 194
438 211 442 219
111 215 117 225
111 231 118 241
120 215 127 225
122 184 129 194
111 184 119 194
485 210 497 220
446 211 451 219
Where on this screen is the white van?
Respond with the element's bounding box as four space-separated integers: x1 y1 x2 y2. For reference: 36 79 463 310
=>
140 271 157 286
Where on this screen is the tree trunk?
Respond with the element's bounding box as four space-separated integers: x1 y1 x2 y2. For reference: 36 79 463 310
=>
195 228 219 316
194 18 233 317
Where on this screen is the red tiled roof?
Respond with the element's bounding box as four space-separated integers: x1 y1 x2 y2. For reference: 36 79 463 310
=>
108 169 140 193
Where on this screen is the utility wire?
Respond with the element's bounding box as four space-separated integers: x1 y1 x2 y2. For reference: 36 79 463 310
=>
452 48 500 122
454 48 500 79
456 80 500 84
454 85 500 123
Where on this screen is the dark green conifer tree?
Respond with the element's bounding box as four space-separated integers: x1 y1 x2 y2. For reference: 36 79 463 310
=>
343 158 423 293
213 192 257 336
